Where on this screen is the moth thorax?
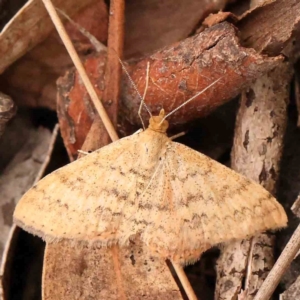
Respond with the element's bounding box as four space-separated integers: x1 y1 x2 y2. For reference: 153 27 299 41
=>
148 109 169 133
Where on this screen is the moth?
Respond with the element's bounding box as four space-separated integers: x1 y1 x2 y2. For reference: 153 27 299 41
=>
14 109 287 264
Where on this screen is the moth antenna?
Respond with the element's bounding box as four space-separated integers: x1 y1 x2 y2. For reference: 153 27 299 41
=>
160 76 223 124
138 62 151 130
169 131 187 141
116 56 152 120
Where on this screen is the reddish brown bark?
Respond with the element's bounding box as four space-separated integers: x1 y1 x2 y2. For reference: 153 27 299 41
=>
121 22 281 126
58 22 282 160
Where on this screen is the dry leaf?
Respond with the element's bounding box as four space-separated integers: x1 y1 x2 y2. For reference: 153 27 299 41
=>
43 239 182 300
0 120 58 299
0 0 108 110
0 0 99 74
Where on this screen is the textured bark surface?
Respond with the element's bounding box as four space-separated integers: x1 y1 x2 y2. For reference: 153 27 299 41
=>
215 63 292 300
275 107 300 289
57 22 282 160
121 22 281 126
0 0 229 112
57 54 106 160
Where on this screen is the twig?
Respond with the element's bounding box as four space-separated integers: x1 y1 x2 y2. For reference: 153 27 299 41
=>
254 225 300 300
41 0 118 142
102 0 124 127
172 262 198 300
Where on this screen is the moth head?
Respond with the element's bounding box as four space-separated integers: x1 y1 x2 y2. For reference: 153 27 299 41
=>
148 109 169 133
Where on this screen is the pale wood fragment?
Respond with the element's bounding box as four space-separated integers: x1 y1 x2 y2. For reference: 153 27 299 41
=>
216 63 292 300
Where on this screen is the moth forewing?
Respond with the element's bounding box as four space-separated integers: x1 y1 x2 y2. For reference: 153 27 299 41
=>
13 110 287 264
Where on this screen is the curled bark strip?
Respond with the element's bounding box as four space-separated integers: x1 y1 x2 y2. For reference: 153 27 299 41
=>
121 22 282 126
237 0 300 55
0 92 16 138
202 11 238 28
215 63 292 300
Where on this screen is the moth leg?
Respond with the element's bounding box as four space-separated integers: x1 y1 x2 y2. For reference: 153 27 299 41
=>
77 150 91 156
169 131 187 141
132 128 143 135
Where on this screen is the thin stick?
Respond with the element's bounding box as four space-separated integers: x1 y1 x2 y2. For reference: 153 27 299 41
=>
172 261 198 300
42 0 118 142
244 237 255 291
254 224 300 300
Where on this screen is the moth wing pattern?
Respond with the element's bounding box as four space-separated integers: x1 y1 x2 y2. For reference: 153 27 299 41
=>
13 128 287 263
13 133 145 245
139 141 287 262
